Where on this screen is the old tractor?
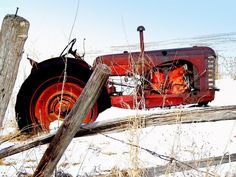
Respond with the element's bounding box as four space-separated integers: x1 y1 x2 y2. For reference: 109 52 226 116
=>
15 26 217 132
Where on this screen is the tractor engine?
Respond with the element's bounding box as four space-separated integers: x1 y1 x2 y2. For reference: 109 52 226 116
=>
93 46 217 109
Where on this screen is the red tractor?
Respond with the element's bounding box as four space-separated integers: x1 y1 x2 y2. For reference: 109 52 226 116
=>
15 26 218 132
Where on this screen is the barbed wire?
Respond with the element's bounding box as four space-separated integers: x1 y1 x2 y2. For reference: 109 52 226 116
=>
91 130 216 176
217 54 236 79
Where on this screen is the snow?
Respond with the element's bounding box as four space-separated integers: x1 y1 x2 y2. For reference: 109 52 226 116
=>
0 79 236 176
209 79 236 106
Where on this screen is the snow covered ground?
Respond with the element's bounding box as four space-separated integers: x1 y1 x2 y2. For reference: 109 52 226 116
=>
0 79 236 177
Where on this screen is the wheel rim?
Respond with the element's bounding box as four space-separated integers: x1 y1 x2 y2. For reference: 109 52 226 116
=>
30 77 98 130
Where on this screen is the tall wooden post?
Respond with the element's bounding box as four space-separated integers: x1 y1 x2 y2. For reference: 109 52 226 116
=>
33 64 111 177
0 14 30 127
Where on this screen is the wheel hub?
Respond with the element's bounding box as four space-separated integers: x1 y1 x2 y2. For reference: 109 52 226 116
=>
32 81 98 130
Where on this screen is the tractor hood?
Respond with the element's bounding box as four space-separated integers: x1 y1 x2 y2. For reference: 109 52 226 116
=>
93 46 216 76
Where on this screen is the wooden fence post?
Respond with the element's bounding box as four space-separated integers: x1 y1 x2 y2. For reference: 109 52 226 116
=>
0 14 29 127
33 64 111 177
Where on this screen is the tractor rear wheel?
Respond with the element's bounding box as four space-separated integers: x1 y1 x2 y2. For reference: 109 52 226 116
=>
15 57 110 133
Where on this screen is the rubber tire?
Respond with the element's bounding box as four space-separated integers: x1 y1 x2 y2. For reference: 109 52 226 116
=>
198 101 209 107
15 57 111 133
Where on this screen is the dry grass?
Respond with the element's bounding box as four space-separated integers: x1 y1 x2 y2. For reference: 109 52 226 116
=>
94 167 136 177
0 131 21 142
0 159 16 166
0 159 4 165
0 130 45 143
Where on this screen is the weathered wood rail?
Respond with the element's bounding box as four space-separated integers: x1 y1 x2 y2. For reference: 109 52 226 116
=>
143 153 236 176
93 152 236 176
0 105 236 159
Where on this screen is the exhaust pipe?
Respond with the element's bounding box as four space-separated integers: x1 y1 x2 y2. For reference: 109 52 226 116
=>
137 26 145 53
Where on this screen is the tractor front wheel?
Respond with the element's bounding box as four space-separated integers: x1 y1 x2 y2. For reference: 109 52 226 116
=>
15 57 110 133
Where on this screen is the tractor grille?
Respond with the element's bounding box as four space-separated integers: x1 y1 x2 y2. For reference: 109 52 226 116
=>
207 56 216 89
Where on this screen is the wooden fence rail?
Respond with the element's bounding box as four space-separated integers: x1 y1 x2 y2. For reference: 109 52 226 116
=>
143 153 236 176
0 105 236 159
93 153 236 177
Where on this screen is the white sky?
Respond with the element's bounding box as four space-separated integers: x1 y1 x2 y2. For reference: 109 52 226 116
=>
0 0 236 64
